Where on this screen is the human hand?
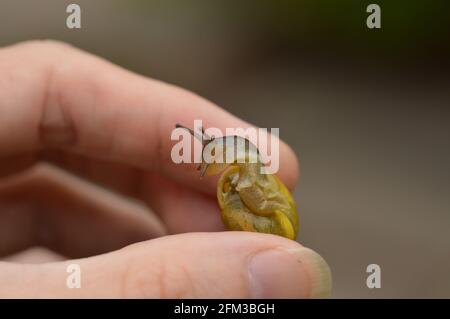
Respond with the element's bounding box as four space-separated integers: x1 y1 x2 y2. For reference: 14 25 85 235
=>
0 41 331 298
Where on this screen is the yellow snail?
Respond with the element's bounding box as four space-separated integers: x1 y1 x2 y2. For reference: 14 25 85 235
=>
176 124 299 240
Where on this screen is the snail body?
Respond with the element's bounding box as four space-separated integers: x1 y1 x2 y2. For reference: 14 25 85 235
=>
176 124 299 240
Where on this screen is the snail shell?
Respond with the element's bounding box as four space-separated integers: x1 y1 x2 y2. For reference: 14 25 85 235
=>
176 124 299 240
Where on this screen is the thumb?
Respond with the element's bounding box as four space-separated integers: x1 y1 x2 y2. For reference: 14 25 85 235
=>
0 232 332 298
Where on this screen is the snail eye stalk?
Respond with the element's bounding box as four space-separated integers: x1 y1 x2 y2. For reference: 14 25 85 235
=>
176 123 211 145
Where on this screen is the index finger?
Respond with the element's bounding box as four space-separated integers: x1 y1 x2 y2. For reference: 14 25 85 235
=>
0 40 299 194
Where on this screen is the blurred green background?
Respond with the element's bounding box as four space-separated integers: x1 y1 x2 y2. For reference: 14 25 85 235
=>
1 0 449 298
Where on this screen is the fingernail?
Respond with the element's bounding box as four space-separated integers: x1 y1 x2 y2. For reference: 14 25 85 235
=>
248 247 332 298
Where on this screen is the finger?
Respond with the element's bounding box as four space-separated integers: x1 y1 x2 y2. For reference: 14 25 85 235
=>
0 151 141 199
2 247 66 264
0 163 167 258
0 40 299 196
0 153 226 234
0 232 332 298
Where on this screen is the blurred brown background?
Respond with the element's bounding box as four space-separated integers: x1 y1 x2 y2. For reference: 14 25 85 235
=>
1 0 449 298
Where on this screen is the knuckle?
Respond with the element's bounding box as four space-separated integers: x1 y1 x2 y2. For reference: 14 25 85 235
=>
38 61 78 147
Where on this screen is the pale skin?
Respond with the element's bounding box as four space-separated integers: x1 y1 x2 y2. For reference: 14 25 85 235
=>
0 41 331 298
